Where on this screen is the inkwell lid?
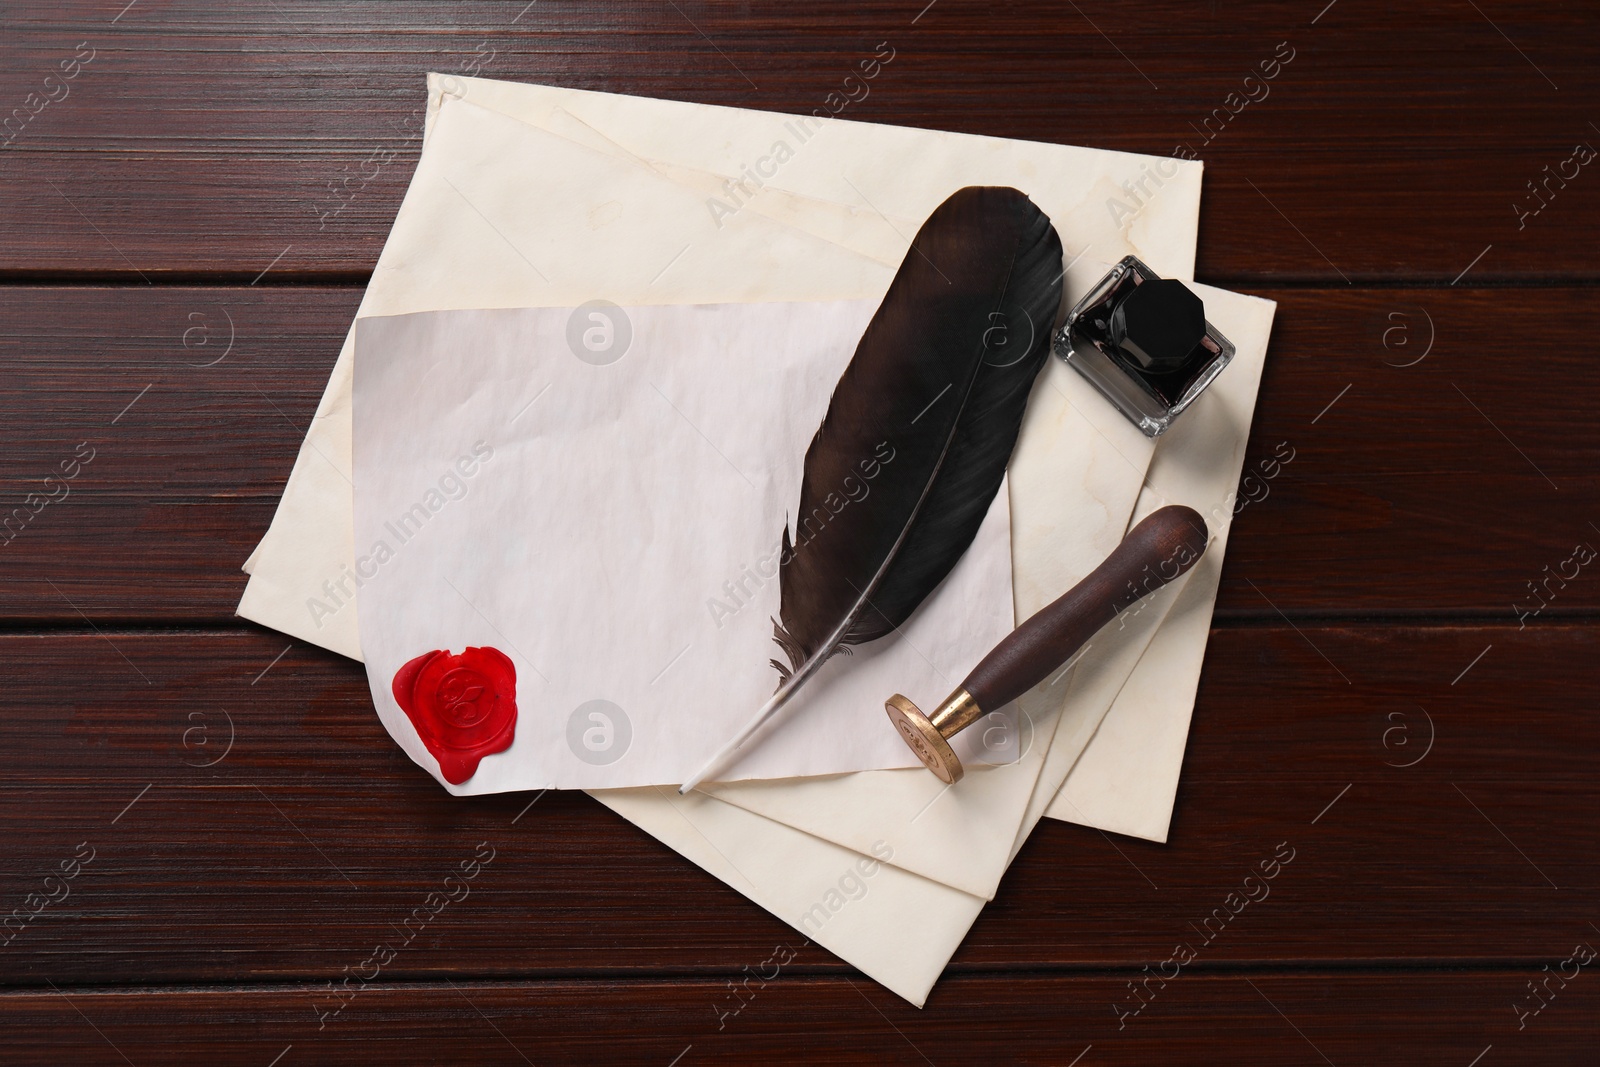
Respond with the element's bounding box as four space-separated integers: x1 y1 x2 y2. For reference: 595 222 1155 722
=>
1110 278 1206 375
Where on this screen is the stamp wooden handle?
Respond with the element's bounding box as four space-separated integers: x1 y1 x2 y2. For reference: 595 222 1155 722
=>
960 505 1208 711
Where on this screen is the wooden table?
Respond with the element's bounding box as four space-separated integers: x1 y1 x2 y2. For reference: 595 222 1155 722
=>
3 2 1596 1062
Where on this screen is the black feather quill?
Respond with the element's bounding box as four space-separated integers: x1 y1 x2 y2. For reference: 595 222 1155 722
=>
772 185 1063 678
681 186 1063 790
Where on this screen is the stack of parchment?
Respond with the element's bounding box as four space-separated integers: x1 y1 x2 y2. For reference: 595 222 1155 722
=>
238 75 1276 1005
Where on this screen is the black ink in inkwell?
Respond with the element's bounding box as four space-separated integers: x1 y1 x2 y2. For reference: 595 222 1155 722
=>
1055 255 1235 436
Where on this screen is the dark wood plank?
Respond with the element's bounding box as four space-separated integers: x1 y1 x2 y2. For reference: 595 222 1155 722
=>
3 286 1596 622
3 971 1594 1065
1 624 1593 984
1 1 1596 280
1213 285 1600 620
0 284 354 622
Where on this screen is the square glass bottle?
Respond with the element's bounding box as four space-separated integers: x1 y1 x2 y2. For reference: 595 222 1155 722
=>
1054 255 1235 437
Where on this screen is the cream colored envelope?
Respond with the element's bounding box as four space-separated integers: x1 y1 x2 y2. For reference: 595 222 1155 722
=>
237 77 1224 1003
1042 292 1278 841
420 76 1201 280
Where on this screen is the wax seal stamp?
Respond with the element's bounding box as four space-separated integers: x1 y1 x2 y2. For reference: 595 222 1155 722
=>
884 691 977 785
886 506 1209 783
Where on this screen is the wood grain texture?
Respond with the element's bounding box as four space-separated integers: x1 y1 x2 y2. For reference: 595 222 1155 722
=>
3 971 1595 1065
1 2 1597 281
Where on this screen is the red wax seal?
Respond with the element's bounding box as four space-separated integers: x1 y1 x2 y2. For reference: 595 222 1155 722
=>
392 646 517 784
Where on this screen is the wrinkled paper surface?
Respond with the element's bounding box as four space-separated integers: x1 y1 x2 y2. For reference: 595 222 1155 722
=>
352 300 1013 789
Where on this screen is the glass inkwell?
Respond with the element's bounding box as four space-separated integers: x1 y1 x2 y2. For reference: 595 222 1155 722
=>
1054 256 1235 437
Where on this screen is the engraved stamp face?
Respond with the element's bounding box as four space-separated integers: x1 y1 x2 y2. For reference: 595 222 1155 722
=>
893 715 937 768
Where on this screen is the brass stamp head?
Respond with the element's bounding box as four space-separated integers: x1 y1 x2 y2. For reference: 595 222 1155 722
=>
884 693 965 784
